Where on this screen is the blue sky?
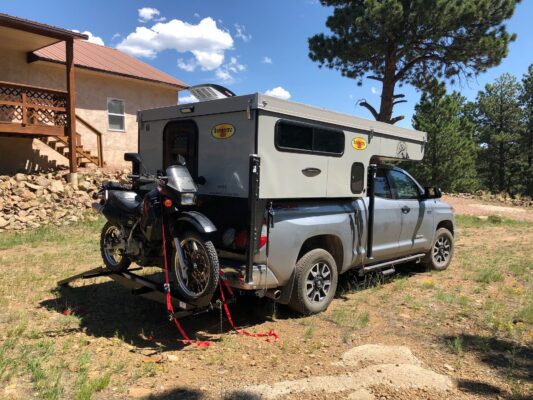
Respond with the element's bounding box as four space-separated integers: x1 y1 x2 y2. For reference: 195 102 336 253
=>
3 0 532 128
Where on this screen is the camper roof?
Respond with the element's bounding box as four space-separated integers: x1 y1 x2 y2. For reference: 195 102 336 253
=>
139 93 426 143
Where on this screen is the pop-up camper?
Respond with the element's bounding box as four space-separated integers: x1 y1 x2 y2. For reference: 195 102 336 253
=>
130 88 453 315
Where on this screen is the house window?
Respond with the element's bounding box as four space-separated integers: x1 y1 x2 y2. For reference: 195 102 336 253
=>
107 98 125 131
275 120 344 156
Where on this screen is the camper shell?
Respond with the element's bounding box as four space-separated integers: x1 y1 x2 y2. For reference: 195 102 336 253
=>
136 93 445 310
138 93 426 199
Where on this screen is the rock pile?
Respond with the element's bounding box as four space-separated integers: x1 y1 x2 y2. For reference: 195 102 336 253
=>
0 169 130 231
445 191 532 208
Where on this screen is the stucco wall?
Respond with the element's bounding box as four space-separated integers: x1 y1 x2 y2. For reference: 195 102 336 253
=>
0 46 179 173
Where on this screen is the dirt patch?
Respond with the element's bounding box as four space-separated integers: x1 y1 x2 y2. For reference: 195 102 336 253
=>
236 344 453 399
442 195 533 222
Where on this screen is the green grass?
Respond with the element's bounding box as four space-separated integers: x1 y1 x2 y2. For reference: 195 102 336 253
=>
455 214 529 228
0 215 102 250
75 353 111 400
447 336 464 356
330 308 370 329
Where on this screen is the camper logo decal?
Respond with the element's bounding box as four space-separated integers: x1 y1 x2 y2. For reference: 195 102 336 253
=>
211 123 235 139
352 137 367 150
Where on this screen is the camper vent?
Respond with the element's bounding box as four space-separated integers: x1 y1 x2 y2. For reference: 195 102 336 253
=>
189 84 236 102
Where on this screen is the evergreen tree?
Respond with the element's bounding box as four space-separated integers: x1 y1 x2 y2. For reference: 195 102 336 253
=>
309 0 520 124
403 84 478 192
474 73 525 194
519 65 533 196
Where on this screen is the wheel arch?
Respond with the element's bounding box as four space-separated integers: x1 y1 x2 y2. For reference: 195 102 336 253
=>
297 234 344 271
436 219 454 236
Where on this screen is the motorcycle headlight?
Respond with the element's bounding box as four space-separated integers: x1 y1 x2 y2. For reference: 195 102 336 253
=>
180 193 196 205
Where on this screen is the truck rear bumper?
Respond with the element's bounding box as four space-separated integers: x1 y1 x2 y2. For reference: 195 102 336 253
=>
220 261 279 290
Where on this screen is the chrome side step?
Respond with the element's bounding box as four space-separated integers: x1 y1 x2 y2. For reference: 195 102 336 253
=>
360 253 425 276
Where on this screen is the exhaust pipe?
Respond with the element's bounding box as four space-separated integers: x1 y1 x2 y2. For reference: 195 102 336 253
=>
265 289 281 300
366 164 377 260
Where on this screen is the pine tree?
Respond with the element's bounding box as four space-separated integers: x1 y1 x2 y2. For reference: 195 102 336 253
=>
474 73 525 194
309 0 520 124
519 65 533 196
402 84 478 192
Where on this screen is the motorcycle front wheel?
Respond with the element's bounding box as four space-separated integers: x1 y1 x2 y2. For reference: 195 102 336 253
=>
171 231 219 304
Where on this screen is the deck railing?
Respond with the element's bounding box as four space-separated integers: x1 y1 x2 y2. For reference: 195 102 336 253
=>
0 81 68 136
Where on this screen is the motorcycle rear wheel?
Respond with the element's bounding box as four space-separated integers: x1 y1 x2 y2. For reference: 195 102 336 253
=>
100 222 131 273
172 231 219 304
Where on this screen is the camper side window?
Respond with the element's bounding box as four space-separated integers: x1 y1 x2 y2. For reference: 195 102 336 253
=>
107 98 125 131
351 163 364 194
275 120 344 156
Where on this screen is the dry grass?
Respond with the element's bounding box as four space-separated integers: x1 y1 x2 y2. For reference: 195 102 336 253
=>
0 214 531 399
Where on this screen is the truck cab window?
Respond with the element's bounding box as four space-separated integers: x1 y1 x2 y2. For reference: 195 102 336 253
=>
388 169 420 199
374 168 392 199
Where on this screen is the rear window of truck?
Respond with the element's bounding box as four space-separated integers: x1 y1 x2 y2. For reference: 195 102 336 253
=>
275 120 344 156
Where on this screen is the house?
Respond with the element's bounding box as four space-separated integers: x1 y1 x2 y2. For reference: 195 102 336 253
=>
0 13 188 177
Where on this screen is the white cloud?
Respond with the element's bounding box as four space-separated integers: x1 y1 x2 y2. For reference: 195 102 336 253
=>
371 86 380 95
117 17 233 71
265 86 291 100
111 32 121 41
214 57 246 84
234 23 251 42
262 56 273 64
138 7 166 23
72 30 104 46
193 13 200 18
179 94 199 104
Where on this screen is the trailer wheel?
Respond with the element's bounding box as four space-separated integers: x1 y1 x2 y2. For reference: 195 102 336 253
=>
289 249 338 315
172 231 219 304
422 227 454 271
100 222 131 273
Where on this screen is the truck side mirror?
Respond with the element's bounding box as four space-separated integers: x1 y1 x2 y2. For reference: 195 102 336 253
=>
424 187 442 199
124 152 142 176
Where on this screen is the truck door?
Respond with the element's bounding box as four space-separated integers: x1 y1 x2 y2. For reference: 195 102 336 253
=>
387 169 432 254
362 168 402 261
163 120 198 179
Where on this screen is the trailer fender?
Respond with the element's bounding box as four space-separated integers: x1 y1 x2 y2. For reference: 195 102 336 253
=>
176 211 217 234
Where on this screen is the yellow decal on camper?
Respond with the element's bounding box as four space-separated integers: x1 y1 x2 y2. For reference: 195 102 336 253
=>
352 137 367 150
211 123 235 139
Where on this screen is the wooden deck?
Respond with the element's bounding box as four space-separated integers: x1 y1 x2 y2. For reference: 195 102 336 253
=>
0 80 68 137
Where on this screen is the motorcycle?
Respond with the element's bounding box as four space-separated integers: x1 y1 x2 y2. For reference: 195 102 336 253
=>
92 153 219 305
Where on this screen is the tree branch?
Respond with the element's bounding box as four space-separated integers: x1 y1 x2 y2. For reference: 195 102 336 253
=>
368 75 384 82
393 99 408 106
358 100 379 120
390 115 405 125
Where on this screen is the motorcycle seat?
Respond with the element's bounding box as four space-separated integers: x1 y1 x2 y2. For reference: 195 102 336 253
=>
107 190 142 214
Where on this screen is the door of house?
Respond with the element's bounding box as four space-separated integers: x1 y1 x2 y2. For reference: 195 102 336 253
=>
163 120 199 179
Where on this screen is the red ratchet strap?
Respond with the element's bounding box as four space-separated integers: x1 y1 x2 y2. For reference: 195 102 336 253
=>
161 209 278 346
161 216 211 347
218 272 279 343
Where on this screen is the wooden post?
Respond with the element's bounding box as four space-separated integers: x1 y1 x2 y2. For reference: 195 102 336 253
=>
66 37 78 180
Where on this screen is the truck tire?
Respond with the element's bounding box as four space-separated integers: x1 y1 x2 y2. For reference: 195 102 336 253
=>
422 227 454 271
100 222 131 273
289 249 338 315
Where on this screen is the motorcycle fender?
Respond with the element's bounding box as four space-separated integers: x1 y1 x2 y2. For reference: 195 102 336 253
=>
176 211 217 234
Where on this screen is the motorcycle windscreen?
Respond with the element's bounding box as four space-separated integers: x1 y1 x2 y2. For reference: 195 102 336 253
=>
166 165 197 192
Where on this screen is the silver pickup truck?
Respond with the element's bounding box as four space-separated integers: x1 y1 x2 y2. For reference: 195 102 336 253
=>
219 164 454 315
136 88 455 315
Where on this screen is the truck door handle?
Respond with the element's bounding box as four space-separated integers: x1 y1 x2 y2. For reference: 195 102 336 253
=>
302 167 321 177
401 206 411 214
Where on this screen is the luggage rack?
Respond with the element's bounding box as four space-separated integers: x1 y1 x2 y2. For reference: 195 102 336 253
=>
57 267 211 319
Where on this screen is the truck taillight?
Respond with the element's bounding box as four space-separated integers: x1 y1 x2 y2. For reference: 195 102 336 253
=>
259 222 268 249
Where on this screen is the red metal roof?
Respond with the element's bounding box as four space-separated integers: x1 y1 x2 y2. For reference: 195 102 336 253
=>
0 13 88 40
32 40 188 89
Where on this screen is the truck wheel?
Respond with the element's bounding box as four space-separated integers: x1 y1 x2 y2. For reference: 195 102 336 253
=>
100 222 131 273
422 227 454 271
289 249 338 315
